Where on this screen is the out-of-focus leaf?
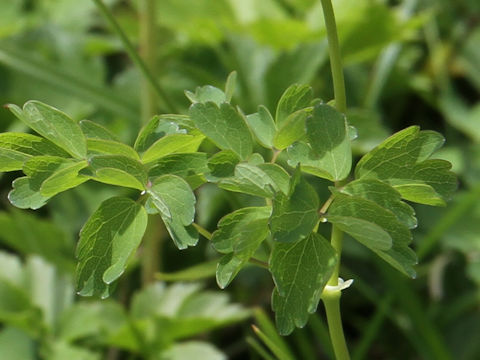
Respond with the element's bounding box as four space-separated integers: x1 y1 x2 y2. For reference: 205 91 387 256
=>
160 341 226 360
0 327 36 360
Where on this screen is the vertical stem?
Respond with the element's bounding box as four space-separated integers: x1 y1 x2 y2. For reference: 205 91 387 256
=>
320 0 346 113
139 0 157 121
319 0 350 358
139 0 161 285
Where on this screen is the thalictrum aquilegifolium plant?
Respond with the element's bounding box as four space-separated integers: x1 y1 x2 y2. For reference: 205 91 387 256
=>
0 1 457 359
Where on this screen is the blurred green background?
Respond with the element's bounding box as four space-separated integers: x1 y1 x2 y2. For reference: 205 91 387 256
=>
0 0 479 359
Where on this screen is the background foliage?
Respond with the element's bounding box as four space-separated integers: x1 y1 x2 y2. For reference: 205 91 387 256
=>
0 0 479 359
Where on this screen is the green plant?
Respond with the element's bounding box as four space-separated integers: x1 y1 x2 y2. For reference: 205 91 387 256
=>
0 1 461 359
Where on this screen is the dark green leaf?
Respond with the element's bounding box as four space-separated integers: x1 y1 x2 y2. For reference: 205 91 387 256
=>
189 102 253 160
337 179 417 229
212 207 271 288
0 133 69 172
304 103 352 181
270 233 337 335
270 168 319 243
7 101 87 159
355 126 457 205
328 194 417 277
275 84 313 127
148 175 198 249
76 197 148 298
87 155 147 190
245 106 277 148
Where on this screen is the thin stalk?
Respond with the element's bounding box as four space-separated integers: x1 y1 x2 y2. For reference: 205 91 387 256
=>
319 0 350 358
320 0 346 113
92 0 177 113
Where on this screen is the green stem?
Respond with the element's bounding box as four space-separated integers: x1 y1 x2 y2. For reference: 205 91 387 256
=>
322 291 350 360
92 0 177 113
320 0 346 113
319 0 350 358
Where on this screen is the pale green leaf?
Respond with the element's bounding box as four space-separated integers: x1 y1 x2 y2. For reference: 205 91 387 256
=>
328 194 417 277
225 71 237 103
189 102 253 160
76 197 148 298
270 233 337 335
8 177 49 210
273 108 310 150
148 175 198 249
304 103 352 181
134 114 192 153
287 141 336 179
86 139 139 159
0 133 69 172
275 84 313 127
212 207 271 288
245 105 277 148
185 85 226 105
87 155 147 190
79 120 118 141
7 101 87 159
355 126 457 205
141 133 204 164
270 168 319 243
156 260 217 282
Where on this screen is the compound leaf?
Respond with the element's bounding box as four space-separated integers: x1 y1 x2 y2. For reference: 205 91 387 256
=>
76 197 148 298
212 206 271 288
7 101 87 159
270 233 337 335
189 102 253 160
